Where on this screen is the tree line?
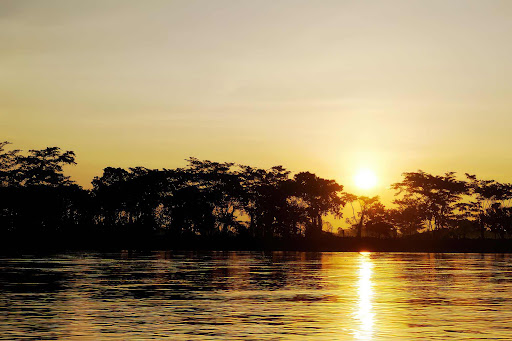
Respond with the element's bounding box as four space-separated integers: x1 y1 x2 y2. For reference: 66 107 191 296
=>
2 141 512 249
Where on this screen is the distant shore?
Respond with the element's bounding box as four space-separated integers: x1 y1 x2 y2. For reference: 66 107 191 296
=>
4 142 512 255
3 234 512 254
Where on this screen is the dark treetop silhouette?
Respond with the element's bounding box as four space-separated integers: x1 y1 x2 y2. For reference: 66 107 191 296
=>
2 141 512 252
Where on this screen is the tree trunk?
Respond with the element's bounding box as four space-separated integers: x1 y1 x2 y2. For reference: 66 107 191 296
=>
356 213 364 239
317 214 323 235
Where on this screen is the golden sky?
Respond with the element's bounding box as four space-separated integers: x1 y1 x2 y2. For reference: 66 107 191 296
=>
2 0 512 202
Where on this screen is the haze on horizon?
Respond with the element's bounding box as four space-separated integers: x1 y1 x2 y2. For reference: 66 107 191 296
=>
2 0 512 202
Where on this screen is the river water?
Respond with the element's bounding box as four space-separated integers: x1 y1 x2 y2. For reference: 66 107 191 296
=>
1 252 512 340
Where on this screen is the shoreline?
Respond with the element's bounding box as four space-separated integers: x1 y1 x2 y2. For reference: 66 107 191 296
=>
3 234 512 254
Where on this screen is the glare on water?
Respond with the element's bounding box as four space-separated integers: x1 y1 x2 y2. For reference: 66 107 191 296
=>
2 252 512 340
355 252 374 341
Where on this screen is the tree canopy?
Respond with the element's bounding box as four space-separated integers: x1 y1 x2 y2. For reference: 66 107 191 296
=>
3 141 512 251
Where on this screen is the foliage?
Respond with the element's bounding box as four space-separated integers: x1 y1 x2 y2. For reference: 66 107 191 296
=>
463 174 512 238
0 142 85 234
345 195 383 238
391 171 468 236
5 141 512 245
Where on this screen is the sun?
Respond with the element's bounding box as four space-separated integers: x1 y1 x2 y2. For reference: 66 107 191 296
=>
354 169 377 190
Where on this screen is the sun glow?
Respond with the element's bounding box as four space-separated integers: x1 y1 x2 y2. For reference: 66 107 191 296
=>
354 169 377 190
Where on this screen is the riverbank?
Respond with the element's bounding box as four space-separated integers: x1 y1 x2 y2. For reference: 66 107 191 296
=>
3 233 512 254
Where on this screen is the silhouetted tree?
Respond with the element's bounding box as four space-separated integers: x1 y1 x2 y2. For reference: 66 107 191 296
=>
16 147 76 187
91 167 174 234
0 141 20 187
183 158 245 235
387 198 425 236
0 143 85 236
238 165 295 238
464 174 512 239
364 201 396 238
10 139 512 250
345 195 381 238
391 171 468 237
291 172 345 238
480 204 512 239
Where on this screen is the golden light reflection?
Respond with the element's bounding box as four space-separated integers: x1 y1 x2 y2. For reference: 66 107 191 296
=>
354 252 374 341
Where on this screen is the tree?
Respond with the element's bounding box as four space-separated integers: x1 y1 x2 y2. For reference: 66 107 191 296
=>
291 172 345 238
238 165 296 238
183 158 245 235
388 198 425 236
345 195 382 238
464 174 512 239
366 221 395 239
0 143 86 236
16 147 76 187
91 167 173 233
480 204 512 239
0 141 20 187
364 201 396 238
391 171 468 237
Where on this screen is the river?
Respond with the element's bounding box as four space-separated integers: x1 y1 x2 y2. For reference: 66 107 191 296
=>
1 252 512 340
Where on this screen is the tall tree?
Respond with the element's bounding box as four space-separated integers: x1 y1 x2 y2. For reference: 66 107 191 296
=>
391 171 468 237
388 198 425 236
464 174 512 239
0 141 20 187
0 143 84 235
292 172 345 238
345 195 381 238
364 202 396 239
238 165 293 238
16 147 76 187
184 158 244 235
91 167 173 233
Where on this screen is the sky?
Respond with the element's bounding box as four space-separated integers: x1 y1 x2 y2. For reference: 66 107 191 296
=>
1 0 512 204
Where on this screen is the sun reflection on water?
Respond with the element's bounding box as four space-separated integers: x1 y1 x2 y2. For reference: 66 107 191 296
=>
354 252 374 340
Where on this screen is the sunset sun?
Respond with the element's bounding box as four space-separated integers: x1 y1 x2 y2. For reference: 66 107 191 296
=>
354 169 377 190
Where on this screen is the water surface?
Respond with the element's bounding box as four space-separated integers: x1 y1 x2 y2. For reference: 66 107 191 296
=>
1 252 512 340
